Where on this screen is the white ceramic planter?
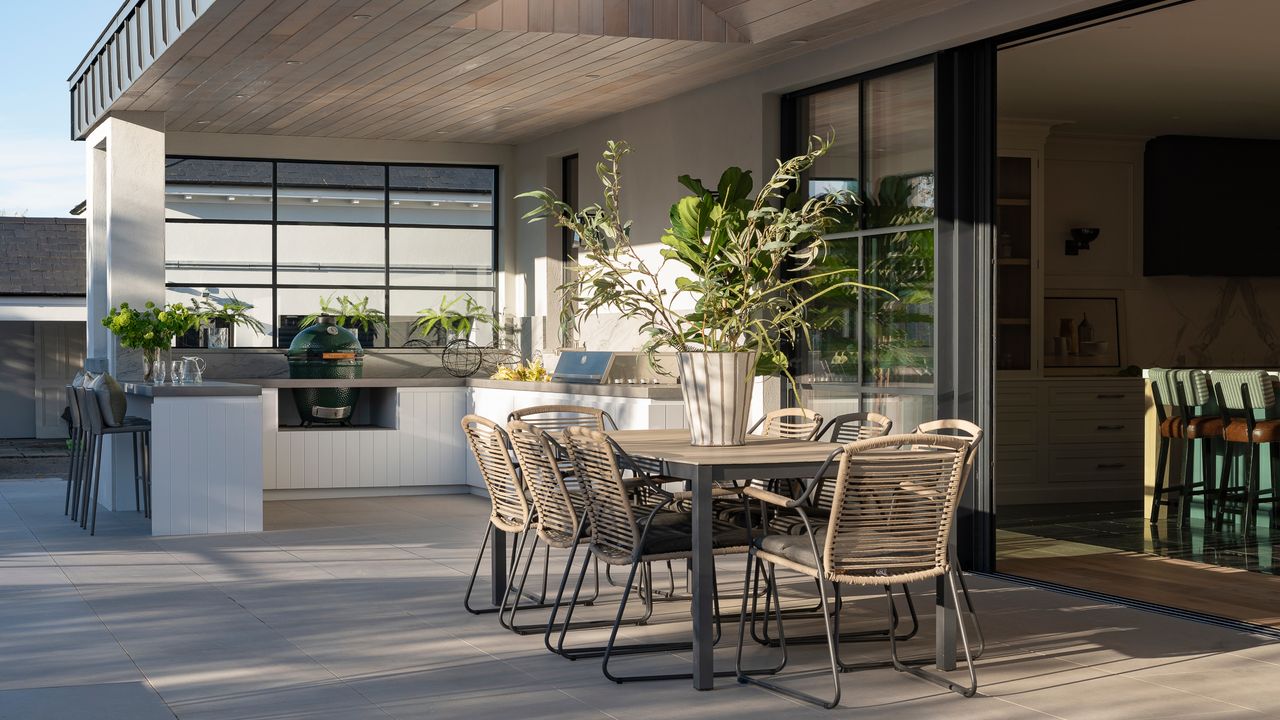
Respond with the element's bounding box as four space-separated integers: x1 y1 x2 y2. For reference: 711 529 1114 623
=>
678 350 757 446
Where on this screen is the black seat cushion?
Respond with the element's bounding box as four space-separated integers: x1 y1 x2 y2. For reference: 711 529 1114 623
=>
640 511 750 555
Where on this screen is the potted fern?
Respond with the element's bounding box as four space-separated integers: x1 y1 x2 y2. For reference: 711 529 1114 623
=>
411 294 495 346
301 294 387 347
520 136 888 446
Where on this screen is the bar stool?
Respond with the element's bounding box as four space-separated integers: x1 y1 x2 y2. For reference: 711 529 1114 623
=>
64 384 89 519
1209 370 1279 531
1150 370 1221 525
73 385 151 535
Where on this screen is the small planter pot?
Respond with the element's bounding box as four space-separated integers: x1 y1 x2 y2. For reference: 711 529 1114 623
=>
678 351 757 446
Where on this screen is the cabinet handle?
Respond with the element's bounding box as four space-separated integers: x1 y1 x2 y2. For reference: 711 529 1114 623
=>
1096 424 1126 431
1096 462 1125 470
1096 393 1125 399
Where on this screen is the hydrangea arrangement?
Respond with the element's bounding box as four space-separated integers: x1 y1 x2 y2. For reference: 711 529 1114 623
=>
102 301 196 379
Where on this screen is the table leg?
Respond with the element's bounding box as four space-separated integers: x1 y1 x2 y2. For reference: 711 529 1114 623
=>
691 467 715 690
935 572 957 671
490 527 508 607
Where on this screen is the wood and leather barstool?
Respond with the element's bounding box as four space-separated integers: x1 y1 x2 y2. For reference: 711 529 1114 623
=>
1149 369 1221 525
1209 370 1279 531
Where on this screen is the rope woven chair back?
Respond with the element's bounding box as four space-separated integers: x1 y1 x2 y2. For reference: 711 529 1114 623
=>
460 415 530 533
507 420 579 548
822 434 971 585
509 404 614 433
563 426 639 564
823 412 893 443
756 408 823 440
1209 370 1275 412
913 418 983 487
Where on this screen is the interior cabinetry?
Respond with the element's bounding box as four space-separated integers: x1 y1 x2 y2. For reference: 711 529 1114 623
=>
996 149 1042 375
996 377 1144 506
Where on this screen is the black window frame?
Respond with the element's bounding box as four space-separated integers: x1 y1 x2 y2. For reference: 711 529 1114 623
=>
162 155 499 349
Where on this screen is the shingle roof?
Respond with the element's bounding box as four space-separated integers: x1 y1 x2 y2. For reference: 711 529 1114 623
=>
0 218 86 296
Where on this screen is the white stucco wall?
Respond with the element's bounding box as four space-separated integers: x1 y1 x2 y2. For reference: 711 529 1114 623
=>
510 0 1110 353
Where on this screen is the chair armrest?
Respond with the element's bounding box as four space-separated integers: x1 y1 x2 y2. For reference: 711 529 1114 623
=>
669 485 744 501
743 485 798 508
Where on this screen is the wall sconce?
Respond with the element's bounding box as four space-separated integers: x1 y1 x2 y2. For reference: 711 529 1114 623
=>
1066 227 1100 255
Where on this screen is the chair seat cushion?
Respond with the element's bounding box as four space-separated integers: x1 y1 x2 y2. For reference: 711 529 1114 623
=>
758 533 823 569
639 512 749 556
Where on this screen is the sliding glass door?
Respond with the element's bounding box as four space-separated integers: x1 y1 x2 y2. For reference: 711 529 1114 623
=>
787 61 938 432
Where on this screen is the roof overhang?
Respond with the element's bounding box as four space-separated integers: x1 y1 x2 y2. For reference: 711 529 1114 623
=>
0 296 88 323
69 0 973 144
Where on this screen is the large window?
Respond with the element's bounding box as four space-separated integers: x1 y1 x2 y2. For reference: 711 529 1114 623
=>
164 157 497 348
788 60 937 430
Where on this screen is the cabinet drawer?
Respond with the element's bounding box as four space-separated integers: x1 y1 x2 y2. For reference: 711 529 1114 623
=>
996 409 1038 446
1048 384 1144 410
998 385 1040 408
994 448 1038 487
1047 446 1142 483
1047 413 1143 444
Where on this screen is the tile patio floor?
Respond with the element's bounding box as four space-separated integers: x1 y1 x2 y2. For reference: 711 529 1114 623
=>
3 476 1280 719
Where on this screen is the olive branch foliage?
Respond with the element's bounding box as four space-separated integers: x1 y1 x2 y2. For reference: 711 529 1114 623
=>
517 135 892 384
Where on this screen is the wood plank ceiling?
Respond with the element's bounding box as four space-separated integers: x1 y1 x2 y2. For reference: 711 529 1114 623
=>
77 0 973 144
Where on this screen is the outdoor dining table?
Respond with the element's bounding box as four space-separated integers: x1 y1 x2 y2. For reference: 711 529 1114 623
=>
602 428 964 691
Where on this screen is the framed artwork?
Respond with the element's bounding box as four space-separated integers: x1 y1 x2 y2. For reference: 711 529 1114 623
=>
1044 294 1123 370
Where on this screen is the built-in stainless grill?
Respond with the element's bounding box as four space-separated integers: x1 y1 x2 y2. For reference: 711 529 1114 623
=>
551 351 678 385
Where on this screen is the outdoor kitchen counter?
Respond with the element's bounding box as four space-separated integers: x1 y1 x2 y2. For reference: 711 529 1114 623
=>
466 378 683 400
245 378 465 389
120 381 264 537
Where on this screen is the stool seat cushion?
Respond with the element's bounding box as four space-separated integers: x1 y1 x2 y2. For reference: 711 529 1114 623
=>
1224 419 1280 443
1160 415 1223 440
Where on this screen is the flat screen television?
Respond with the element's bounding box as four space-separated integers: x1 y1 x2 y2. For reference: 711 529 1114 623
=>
1144 135 1280 276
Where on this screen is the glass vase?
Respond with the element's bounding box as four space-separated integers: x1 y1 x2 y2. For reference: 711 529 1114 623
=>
142 348 159 382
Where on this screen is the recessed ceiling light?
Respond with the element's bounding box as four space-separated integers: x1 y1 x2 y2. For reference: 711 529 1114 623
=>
351 199 361 204
195 120 211 125
788 39 808 46
500 106 513 110
469 203 480 208
436 130 448 135
431 202 441 207
226 196 237 201
310 198 320 203
285 60 302 65
352 14 372 20
183 194 193 200
234 94 248 99
392 201 401 206
585 74 601 79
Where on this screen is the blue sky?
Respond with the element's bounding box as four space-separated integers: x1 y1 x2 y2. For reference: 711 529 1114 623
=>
0 2 118 217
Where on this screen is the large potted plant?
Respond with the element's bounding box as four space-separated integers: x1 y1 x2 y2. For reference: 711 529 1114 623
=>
101 301 196 382
411 293 495 346
301 294 387 347
520 136 886 445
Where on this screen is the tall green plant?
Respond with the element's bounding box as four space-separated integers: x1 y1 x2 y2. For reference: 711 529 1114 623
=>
519 135 892 382
411 294 495 341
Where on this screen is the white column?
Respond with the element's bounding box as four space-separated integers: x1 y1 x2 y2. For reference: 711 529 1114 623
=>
84 111 166 511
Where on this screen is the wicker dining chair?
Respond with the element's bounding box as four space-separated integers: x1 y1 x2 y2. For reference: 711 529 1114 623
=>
735 434 979 708
560 426 749 682
460 414 541 617
819 411 893 442
505 420 622 645
509 404 619 432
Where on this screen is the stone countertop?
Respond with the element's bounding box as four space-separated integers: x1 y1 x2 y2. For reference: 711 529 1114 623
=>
243 378 466 389
123 381 262 398
467 378 684 400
